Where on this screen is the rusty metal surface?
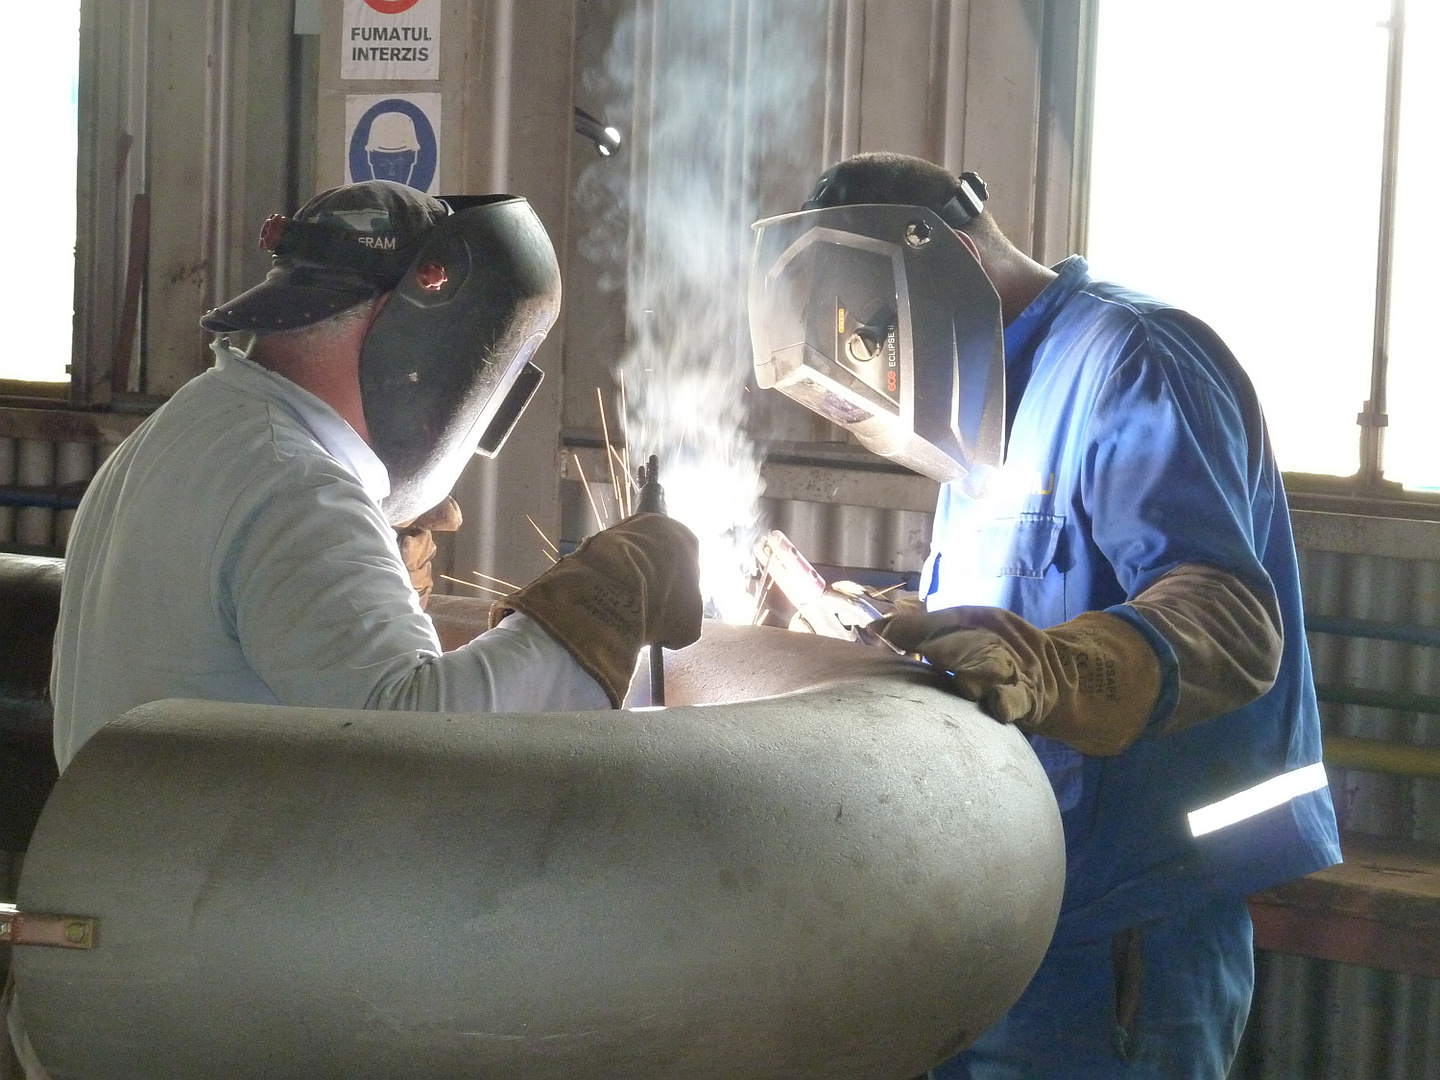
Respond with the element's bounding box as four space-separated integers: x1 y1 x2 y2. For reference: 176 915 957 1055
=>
15 625 1063 1080
0 904 96 950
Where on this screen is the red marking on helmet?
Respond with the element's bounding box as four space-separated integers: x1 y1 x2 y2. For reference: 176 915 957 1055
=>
415 260 448 291
258 215 287 251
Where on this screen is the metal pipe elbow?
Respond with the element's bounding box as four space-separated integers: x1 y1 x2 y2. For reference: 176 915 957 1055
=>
14 623 1064 1080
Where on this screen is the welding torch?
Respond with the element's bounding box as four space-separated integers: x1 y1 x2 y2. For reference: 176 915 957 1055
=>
635 454 667 705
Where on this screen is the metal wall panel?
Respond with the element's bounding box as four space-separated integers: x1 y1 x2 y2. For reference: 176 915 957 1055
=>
143 1 218 395
72 0 147 404
1303 547 1440 843
0 438 13 544
143 0 296 396
1237 951 1440 1079
761 499 931 575
54 443 99 552
1234 540 1440 1079
953 0 1046 244
15 441 56 551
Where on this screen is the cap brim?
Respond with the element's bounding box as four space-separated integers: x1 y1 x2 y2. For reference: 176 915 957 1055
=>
201 265 383 334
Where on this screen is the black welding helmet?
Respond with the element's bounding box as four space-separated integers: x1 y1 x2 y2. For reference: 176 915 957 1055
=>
748 170 1004 487
359 195 559 522
202 181 559 523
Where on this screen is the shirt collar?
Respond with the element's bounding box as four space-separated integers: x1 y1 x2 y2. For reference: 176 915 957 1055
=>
1003 255 1091 375
209 338 391 504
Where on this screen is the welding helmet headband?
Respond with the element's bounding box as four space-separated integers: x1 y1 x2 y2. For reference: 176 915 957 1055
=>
748 203 1004 486
360 195 560 523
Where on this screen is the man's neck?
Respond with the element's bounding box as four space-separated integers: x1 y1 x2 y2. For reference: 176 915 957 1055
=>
987 252 1059 326
251 330 373 444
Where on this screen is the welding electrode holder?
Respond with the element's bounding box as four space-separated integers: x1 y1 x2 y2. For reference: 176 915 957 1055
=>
0 903 97 950
635 455 667 705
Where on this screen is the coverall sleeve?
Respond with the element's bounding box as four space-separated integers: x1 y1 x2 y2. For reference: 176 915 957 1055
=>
219 455 610 714
1081 316 1283 730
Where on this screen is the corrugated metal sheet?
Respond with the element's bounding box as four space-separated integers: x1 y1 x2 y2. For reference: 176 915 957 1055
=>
0 437 13 544
1234 544 1440 1079
54 442 97 551
759 497 932 575
1303 547 1440 844
0 438 97 554
0 851 18 992
15 439 55 550
1236 952 1440 1078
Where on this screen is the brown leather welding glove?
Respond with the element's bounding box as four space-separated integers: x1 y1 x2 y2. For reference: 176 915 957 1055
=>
395 496 464 609
488 513 703 707
879 605 1161 756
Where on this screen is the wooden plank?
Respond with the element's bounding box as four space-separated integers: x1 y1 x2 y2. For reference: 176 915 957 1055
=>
1250 833 1440 977
1250 899 1440 979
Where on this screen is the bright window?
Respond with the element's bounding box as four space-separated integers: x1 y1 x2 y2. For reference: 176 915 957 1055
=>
1086 0 1435 491
1384 0 1439 491
0 6 82 383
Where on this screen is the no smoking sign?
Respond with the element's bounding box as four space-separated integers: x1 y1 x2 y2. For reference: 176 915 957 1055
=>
342 0 441 81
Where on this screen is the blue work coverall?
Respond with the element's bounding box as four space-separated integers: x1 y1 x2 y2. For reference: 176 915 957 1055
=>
924 257 1341 1079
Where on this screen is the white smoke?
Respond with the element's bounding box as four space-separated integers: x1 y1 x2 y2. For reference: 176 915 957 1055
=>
579 2 825 621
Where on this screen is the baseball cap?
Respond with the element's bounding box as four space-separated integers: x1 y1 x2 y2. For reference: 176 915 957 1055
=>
201 180 450 334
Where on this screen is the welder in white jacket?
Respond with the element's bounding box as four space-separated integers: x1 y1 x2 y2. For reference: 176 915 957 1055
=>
49 180 701 771
7 190 698 1080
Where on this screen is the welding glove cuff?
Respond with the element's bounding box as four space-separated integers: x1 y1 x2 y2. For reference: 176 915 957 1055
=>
395 496 464 609
879 605 1162 756
489 513 703 707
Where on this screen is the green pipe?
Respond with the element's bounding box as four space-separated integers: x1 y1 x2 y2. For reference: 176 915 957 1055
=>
1314 683 1440 716
1324 734 1440 781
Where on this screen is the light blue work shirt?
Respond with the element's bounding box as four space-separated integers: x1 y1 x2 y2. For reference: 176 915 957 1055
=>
923 257 1341 947
51 342 609 771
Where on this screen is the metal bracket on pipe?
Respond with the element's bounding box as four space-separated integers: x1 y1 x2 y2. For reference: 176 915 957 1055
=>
0 903 98 949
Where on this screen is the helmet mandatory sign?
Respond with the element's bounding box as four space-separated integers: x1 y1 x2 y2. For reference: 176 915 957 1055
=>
346 94 441 194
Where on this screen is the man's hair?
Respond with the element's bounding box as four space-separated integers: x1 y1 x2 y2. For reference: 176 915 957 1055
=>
806 152 1012 258
255 297 378 355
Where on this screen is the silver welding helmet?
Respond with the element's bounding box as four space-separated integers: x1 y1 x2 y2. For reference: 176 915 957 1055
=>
202 182 560 524
748 202 1004 487
359 195 559 521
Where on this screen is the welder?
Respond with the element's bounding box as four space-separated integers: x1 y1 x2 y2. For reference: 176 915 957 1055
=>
6 184 702 1072
40 181 700 778
749 152 1340 1079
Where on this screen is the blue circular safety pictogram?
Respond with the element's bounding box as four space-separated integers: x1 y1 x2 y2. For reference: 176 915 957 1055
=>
348 98 438 193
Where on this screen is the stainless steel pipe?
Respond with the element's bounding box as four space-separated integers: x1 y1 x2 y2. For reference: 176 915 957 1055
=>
15 624 1064 1079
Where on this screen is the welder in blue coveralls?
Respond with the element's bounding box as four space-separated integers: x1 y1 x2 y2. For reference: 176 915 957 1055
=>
748 153 1342 1079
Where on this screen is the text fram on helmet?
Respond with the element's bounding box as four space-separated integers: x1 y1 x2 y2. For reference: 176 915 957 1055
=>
748 203 1004 488
360 195 561 523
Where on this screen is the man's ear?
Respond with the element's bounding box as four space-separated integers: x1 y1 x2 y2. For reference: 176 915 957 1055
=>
368 290 394 325
355 290 394 348
953 228 982 262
